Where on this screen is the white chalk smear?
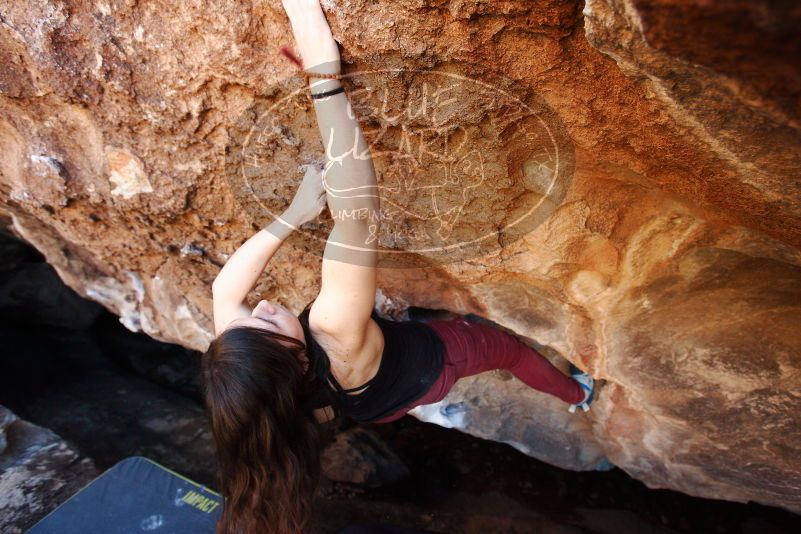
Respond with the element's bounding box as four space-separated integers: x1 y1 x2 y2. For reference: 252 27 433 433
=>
140 514 164 531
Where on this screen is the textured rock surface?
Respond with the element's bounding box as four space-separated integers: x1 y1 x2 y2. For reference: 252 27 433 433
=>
320 426 409 488
0 405 97 533
1 0 800 513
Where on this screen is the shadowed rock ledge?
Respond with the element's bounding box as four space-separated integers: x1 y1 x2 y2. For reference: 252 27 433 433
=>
0 405 97 533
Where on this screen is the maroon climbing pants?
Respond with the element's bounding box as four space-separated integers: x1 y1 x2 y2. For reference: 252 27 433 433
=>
371 317 585 424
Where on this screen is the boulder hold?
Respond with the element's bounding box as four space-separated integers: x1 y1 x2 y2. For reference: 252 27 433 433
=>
1 0 799 513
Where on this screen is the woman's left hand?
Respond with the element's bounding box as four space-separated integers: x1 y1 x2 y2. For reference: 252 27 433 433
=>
286 164 327 225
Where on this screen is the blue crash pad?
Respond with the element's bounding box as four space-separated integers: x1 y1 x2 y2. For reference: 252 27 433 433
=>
27 456 221 533
26 455 442 534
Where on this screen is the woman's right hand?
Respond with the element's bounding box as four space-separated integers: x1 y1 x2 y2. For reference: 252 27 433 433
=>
281 0 341 73
286 164 328 226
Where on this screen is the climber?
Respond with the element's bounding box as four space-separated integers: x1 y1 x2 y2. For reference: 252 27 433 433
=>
200 1 595 533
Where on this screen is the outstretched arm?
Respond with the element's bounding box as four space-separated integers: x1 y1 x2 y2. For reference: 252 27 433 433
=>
211 166 326 335
282 0 380 348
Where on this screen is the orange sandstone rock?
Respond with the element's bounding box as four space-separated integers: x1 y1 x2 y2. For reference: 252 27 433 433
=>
1 0 799 512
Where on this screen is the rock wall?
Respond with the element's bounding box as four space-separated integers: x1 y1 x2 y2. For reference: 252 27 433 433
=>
0 405 97 533
1 0 799 513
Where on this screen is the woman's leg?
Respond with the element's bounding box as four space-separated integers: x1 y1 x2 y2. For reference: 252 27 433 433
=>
369 317 584 424
425 318 585 404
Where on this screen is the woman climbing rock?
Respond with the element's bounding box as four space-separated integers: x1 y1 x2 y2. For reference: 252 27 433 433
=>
201 1 595 532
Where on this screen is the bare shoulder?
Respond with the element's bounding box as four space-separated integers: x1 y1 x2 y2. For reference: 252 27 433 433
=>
307 297 385 386
307 295 374 352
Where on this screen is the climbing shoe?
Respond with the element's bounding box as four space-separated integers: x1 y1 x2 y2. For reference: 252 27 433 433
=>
568 363 594 413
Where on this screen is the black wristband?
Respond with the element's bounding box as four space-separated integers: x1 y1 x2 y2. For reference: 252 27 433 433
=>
310 86 345 100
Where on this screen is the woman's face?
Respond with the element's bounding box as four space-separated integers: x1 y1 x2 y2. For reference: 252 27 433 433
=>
224 300 306 350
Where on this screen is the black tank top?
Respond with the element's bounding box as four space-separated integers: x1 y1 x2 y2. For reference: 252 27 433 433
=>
297 301 445 423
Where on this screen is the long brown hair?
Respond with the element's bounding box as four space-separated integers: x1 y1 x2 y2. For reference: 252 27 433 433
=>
200 310 337 534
